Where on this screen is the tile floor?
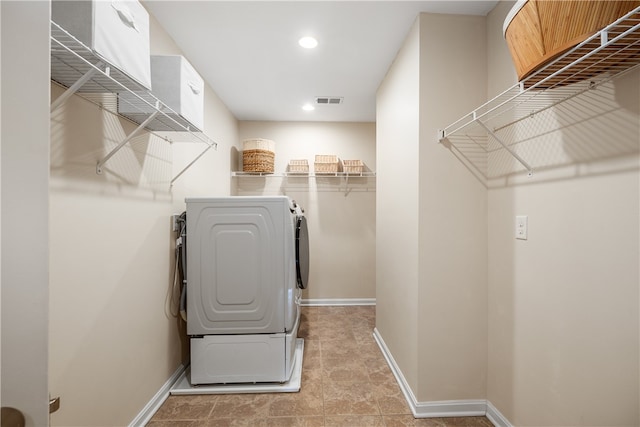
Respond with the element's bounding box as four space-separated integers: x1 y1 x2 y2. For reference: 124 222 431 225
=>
148 306 493 427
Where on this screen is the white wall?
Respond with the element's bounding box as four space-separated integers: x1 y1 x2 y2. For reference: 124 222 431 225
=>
376 12 488 406
375 17 421 394
0 0 3 410
417 12 488 402
378 6 639 423
486 2 640 426
1 1 51 425
237 121 376 301
48 11 239 427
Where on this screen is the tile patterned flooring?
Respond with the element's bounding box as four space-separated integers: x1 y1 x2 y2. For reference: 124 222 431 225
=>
148 306 493 427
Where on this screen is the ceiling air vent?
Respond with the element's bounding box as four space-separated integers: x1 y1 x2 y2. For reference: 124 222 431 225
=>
315 96 343 105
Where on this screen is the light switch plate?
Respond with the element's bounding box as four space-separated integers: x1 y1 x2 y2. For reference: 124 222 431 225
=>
516 215 528 240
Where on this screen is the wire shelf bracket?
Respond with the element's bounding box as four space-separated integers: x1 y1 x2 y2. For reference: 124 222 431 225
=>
50 66 100 112
96 107 160 175
171 143 215 185
437 6 640 181
475 116 533 177
50 20 217 185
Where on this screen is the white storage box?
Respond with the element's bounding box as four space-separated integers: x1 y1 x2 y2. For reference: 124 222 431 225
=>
52 0 152 90
118 55 205 132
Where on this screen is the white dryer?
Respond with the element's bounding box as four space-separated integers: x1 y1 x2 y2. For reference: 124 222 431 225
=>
185 196 308 385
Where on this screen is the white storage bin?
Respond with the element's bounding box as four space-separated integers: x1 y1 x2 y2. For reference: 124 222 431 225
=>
52 0 152 90
118 55 205 132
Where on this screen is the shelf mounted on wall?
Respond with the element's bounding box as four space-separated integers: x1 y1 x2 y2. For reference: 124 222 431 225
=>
231 171 377 178
437 6 640 182
231 171 376 196
50 21 217 185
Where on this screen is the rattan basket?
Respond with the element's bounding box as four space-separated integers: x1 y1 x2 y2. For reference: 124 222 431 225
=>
242 138 275 173
289 159 309 174
314 155 340 174
343 160 364 174
504 0 640 83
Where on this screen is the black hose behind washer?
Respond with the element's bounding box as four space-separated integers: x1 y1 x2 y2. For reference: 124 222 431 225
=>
177 211 187 322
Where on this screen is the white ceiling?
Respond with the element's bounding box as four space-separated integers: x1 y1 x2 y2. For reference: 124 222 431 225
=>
144 1 499 123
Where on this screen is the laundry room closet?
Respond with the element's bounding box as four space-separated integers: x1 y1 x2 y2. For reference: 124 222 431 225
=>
2 1 638 426
44 3 376 426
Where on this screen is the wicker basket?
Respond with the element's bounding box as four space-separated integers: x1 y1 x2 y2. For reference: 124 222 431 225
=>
314 155 340 174
504 0 640 83
242 138 275 173
343 160 364 174
289 159 309 174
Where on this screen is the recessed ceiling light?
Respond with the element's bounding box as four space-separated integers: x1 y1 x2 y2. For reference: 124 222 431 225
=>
298 36 318 49
302 103 315 111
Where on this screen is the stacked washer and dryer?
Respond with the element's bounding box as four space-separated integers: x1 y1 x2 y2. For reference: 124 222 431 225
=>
184 196 309 385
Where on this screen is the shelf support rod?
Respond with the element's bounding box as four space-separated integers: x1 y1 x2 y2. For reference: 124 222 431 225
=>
600 29 608 46
96 108 160 175
50 66 100 112
476 119 533 176
343 173 350 196
171 142 215 185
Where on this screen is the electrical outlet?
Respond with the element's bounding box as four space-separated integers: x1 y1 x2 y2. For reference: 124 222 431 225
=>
515 215 528 240
171 214 180 232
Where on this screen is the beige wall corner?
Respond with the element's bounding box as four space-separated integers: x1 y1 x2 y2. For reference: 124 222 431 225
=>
375 16 421 395
417 12 489 403
237 121 376 301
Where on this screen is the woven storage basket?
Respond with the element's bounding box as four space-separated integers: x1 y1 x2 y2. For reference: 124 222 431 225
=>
289 159 309 174
314 155 340 174
504 0 640 83
242 138 275 173
343 160 364 174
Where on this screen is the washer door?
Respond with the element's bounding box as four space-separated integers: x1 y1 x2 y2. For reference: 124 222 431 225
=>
295 215 309 289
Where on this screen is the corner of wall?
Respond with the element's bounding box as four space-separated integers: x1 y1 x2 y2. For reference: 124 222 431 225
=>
416 11 488 403
375 15 421 395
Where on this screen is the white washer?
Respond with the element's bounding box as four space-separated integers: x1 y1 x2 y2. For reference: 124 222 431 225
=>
185 196 307 385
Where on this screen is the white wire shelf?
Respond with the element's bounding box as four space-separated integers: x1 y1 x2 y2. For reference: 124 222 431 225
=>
232 171 376 196
231 171 376 178
438 6 640 181
50 21 216 185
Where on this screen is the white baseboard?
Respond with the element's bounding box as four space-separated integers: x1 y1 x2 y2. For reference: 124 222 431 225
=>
372 328 512 426
486 401 513 427
414 399 487 418
372 327 419 412
134 318 513 427
301 298 376 306
129 364 187 427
